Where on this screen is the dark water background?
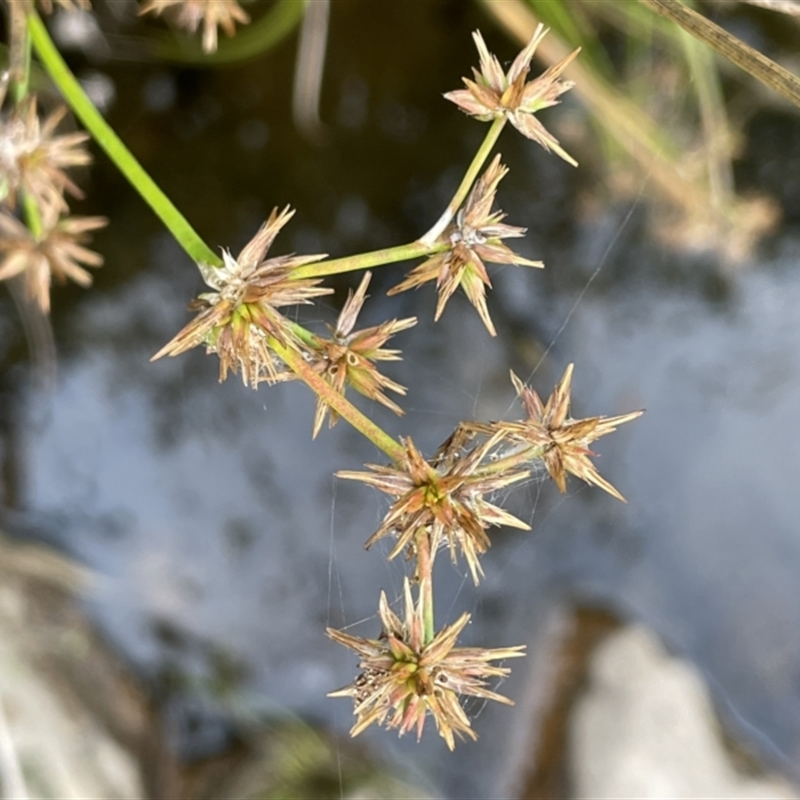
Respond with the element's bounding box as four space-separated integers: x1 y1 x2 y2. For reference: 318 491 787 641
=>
5 1 800 796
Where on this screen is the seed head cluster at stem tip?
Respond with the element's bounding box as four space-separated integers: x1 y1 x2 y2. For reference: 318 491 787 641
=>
151 206 330 387
327 578 525 750
445 24 581 167
337 432 531 586
465 365 645 502
306 271 417 439
390 154 542 336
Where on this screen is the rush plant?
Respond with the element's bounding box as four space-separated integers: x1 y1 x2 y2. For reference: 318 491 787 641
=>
1 1 644 750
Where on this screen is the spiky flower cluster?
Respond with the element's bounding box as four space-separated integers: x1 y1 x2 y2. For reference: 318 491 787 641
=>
306 271 417 438
389 155 542 336
466 365 644 502
152 206 330 387
445 25 580 166
338 432 531 585
327 578 525 750
0 76 104 312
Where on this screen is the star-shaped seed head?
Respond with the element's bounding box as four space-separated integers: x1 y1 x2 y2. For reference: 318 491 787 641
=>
151 206 330 387
388 155 542 336
491 365 644 501
327 578 525 750
307 271 417 438
337 432 530 584
445 25 580 166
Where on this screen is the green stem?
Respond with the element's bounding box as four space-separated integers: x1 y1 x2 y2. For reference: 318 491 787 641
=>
420 117 507 245
290 240 447 280
271 338 406 462
27 10 221 268
416 535 435 644
478 442 544 476
22 192 42 238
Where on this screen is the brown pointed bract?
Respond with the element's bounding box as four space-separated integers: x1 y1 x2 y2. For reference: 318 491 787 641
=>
327 578 524 750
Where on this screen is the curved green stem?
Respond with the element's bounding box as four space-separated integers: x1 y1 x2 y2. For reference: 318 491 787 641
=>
290 240 447 280
272 338 406 462
420 117 507 245
27 11 221 268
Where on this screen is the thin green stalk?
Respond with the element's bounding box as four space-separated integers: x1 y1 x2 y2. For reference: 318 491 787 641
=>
27 10 221 268
271 338 406 463
479 443 544 476
415 536 435 644
22 192 42 238
420 117 507 246
290 240 447 280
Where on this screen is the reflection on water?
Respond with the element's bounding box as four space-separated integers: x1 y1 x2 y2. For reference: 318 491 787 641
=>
4 2 800 796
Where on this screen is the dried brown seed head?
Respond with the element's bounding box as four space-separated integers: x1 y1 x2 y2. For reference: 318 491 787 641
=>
307 271 416 437
327 578 525 750
152 206 330 387
445 25 580 166
477 365 644 501
140 0 250 53
337 432 530 584
388 155 542 336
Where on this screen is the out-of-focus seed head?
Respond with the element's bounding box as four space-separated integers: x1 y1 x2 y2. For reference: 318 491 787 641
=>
0 94 91 218
0 208 105 313
140 0 250 53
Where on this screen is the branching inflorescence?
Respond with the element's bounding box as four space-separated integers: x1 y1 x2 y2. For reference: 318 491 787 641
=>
2 3 643 751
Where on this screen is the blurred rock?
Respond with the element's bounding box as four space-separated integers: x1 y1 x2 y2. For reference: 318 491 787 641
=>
569 625 799 799
0 533 144 800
